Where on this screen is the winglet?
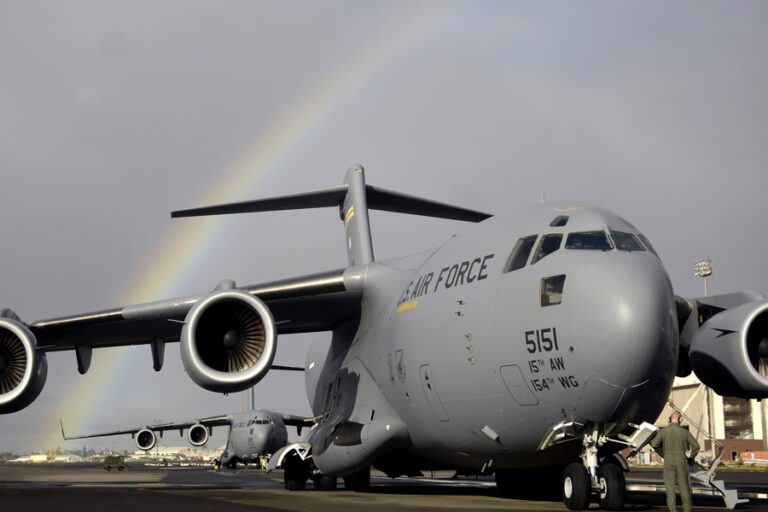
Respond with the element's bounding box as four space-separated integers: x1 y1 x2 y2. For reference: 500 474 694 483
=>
59 418 68 440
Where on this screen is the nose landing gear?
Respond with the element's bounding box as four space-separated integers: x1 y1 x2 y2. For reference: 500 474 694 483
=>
597 463 626 510
563 425 627 510
562 462 590 510
542 421 657 511
561 462 625 510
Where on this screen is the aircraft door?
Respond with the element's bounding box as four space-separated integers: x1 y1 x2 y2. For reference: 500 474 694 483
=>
500 364 539 406
419 364 449 422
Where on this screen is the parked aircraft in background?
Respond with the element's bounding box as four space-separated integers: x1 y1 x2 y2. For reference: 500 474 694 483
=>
2 165 766 509
60 408 311 468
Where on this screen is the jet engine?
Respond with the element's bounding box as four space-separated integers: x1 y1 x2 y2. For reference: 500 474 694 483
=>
188 423 209 446
689 300 768 398
0 318 48 414
180 290 277 393
136 428 157 451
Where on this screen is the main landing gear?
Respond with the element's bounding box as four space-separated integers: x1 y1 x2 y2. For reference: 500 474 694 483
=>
312 472 338 490
281 452 367 492
342 467 370 491
284 456 311 490
285 464 368 491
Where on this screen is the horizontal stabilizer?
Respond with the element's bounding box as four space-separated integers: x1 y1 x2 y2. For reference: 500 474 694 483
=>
366 185 491 222
172 185 349 218
172 184 491 223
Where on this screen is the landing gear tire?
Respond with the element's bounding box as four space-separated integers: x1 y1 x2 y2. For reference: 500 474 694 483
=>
312 473 337 490
343 467 370 491
284 457 310 491
597 464 626 511
562 462 590 511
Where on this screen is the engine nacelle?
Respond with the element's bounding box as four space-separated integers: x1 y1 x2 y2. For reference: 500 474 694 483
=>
0 318 48 414
689 300 768 398
136 428 157 451
188 423 209 446
180 290 277 393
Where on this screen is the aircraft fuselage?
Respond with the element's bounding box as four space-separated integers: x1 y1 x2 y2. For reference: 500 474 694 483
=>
307 203 677 473
221 410 288 466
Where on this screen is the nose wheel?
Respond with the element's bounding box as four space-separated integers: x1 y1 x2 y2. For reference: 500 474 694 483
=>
562 462 625 511
562 462 590 510
597 464 626 510
541 421 654 510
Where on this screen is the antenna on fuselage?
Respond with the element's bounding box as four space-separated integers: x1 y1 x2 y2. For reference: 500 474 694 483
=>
541 191 546 204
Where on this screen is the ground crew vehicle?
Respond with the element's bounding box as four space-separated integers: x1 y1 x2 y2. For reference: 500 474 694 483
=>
103 455 125 471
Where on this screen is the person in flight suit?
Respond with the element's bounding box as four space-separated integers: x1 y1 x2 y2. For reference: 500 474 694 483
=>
650 411 700 512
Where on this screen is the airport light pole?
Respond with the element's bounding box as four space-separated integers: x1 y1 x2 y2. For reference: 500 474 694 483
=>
694 259 712 297
694 259 715 452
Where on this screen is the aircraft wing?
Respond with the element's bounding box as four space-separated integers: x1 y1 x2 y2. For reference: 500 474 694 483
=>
59 414 231 441
281 413 316 429
24 268 361 371
0 267 362 411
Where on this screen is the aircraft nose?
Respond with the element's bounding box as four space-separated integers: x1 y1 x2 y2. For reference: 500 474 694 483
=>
251 427 269 452
570 255 677 423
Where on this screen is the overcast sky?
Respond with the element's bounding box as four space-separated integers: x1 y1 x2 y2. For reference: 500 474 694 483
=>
1 1 766 454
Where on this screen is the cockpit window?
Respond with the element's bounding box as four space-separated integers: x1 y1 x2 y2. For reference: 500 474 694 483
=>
549 215 569 227
637 234 659 257
565 231 612 251
611 231 645 252
531 234 563 264
504 235 537 272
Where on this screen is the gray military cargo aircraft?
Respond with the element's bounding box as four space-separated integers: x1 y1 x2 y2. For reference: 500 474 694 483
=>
60 409 310 469
1 165 767 509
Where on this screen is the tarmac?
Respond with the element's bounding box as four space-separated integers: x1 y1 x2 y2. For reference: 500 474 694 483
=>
1 463 767 511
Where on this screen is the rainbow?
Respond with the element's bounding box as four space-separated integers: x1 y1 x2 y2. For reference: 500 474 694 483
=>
51 5 454 444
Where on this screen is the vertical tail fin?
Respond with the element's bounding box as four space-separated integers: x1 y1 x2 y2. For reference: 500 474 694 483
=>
341 166 374 266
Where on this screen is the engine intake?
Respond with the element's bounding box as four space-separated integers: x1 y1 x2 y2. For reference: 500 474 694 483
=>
0 318 48 414
136 428 156 451
188 423 209 446
689 300 768 398
180 290 277 393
